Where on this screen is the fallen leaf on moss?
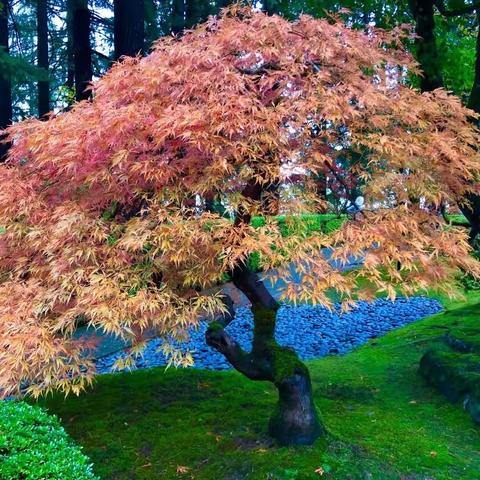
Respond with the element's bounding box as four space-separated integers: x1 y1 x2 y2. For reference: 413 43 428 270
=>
177 465 191 474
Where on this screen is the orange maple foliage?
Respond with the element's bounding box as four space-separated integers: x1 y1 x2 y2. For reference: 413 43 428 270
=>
1 5 479 398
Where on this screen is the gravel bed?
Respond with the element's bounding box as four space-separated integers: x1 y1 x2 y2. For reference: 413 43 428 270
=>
96 296 443 373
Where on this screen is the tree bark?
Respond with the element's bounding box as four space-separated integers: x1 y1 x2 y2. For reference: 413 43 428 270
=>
269 365 322 446
0 0 12 162
459 191 480 244
409 0 443 91
185 0 203 29
206 267 323 445
66 3 74 92
37 0 49 117
114 0 145 60
70 0 92 102
204 175 323 445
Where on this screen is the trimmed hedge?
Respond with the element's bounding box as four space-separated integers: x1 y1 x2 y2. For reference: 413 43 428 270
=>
248 214 346 272
0 401 98 480
251 213 346 236
445 214 470 227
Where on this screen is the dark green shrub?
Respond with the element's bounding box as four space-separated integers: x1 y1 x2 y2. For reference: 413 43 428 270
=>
460 251 480 291
0 401 98 480
461 273 480 291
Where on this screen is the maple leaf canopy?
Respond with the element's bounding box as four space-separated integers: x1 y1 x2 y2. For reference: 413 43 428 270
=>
1 4 480 398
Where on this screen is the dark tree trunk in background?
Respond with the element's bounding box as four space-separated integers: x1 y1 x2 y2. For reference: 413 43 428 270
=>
468 10 480 113
263 0 280 15
171 0 185 34
409 1 480 244
461 12 480 242
66 3 74 92
409 0 443 91
171 0 209 35
114 0 145 60
459 9 480 244
460 192 480 243
0 0 12 162
37 0 49 117
185 0 206 29
71 0 92 102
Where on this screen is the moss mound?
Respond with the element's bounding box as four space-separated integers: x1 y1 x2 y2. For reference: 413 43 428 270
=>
445 327 480 354
420 322 480 424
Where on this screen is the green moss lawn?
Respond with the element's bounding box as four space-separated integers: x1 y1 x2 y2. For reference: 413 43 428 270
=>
36 293 480 480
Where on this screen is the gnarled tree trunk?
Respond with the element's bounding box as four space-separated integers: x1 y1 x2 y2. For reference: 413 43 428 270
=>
205 267 323 446
269 365 321 445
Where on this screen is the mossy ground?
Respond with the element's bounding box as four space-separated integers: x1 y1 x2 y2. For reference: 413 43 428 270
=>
35 293 480 480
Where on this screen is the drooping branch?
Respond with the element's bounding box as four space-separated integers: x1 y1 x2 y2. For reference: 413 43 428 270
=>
91 11 113 28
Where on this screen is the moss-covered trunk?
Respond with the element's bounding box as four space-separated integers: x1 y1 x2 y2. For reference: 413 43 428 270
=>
269 365 322 445
254 306 323 446
206 287 323 446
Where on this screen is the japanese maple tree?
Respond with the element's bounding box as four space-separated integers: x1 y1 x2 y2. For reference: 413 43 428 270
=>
1 5 480 446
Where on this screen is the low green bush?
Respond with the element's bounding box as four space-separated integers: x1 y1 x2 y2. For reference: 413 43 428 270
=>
0 401 98 480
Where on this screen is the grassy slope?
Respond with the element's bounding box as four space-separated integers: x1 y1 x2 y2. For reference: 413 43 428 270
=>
37 293 480 480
